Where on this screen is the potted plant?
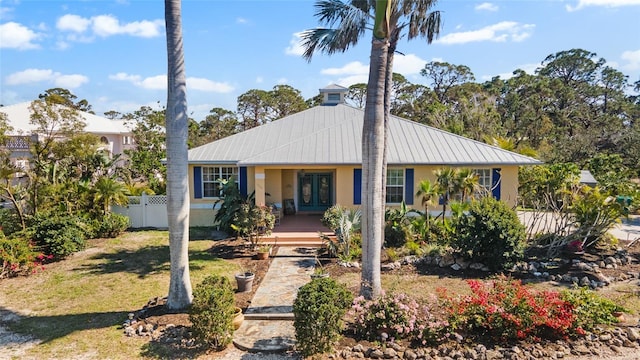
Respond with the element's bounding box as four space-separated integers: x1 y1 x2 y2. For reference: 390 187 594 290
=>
234 267 255 293
233 306 244 330
256 244 272 260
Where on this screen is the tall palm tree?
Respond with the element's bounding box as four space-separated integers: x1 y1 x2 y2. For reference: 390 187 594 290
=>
456 168 480 202
164 0 193 309
302 0 441 300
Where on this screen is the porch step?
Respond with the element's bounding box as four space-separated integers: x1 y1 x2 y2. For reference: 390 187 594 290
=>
244 312 294 321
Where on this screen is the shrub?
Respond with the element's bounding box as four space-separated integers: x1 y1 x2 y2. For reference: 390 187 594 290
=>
351 291 448 346
452 197 526 271
0 233 48 278
0 208 22 236
321 204 347 230
189 275 235 351
384 222 412 248
293 277 353 357
94 213 129 238
561 287 626 331
440 278 577 342
30 214 86 260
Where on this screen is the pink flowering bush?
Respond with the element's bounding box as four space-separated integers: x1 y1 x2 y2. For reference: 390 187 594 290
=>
439 277 579 342
350 291 449 345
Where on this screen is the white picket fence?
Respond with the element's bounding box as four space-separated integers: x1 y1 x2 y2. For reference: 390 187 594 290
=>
112 194 168 228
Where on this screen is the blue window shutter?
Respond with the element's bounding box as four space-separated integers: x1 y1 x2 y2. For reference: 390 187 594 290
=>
239 167 248 197
492 168 501 200
353 169 362 205
404 168 414 205
194 166 202 199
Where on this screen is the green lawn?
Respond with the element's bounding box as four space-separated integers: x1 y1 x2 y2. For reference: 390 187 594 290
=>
0 230 238 360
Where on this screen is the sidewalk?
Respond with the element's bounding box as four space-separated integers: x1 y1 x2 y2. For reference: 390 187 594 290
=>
232 247 316 353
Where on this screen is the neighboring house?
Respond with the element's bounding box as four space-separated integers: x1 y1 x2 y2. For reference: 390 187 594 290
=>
187 85 542 227
0 102 134 166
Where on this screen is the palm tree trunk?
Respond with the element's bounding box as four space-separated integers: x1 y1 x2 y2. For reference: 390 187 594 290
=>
164 0 192 309
361 35 388 300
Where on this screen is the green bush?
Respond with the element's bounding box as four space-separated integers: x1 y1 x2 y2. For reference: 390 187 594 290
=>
293 277 353 357
452 197 526 271
321 204 347 231
384 222 412 248
189 275 235 351
94 213 129 238
561 287 627 331
0 208 22 236
30 214 86 260
0 233 46 278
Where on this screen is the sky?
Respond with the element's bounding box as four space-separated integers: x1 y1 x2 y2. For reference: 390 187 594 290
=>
1 0 639 121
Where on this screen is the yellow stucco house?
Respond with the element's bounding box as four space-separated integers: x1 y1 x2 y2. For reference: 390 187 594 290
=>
187 85 541 227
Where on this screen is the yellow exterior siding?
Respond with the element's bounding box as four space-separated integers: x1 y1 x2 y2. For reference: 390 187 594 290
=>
187 164 521 226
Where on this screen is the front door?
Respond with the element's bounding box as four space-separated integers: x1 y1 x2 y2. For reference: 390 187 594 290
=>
298 173 332 212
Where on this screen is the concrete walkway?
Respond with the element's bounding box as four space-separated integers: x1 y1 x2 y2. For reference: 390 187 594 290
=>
233 247 317 352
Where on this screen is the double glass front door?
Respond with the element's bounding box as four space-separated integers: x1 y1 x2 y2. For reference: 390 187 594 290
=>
298 173 332 212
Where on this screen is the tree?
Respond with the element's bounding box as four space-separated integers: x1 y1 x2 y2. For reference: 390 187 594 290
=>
237 89 270 130
346 83 367 108
268 84 309 119
123 105 167 194
420 61 475 104
39 88 94 113
415 178 439 241
195 107 239 146
164 0 193 309
301 0 442 299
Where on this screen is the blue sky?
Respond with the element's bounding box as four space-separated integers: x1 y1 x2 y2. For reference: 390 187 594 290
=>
1 0 639 121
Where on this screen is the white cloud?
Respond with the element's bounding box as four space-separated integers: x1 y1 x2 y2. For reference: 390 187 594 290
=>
335 74 369 87
394 54 429 75
109 72 234 92
5 68 88 88
276 78 288 84
621 49 640 71
189 77 235 92
92 15 163 38
475 2 499 11
0 22 41 49
566 0 640 11
236 17 248 24
55 13 163 41
321 61 369 76
482 63 539 80
256 76 264 83
436 21 534 45
109 72 142 82
56 14 91 32
55 74 89 88
285 32 305 56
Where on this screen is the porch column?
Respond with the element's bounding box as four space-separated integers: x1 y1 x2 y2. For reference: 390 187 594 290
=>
254 167 266 205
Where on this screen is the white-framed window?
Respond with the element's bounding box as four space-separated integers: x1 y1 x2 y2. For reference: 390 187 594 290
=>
386 168 404 204
327 93 341 101
202 166 238 198
123 136 132 145
473 168 491 196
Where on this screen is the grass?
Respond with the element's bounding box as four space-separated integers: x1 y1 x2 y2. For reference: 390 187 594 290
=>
0 230 238 360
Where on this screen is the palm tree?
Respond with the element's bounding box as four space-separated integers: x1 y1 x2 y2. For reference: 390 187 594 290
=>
415 179 439 241
93 176 129 216
434 167 456 216
164 0 193 309
302 0 441 300
456 168 481 202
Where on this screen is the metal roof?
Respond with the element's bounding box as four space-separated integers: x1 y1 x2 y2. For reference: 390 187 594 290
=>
0 102 130 135
188 103 542 166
